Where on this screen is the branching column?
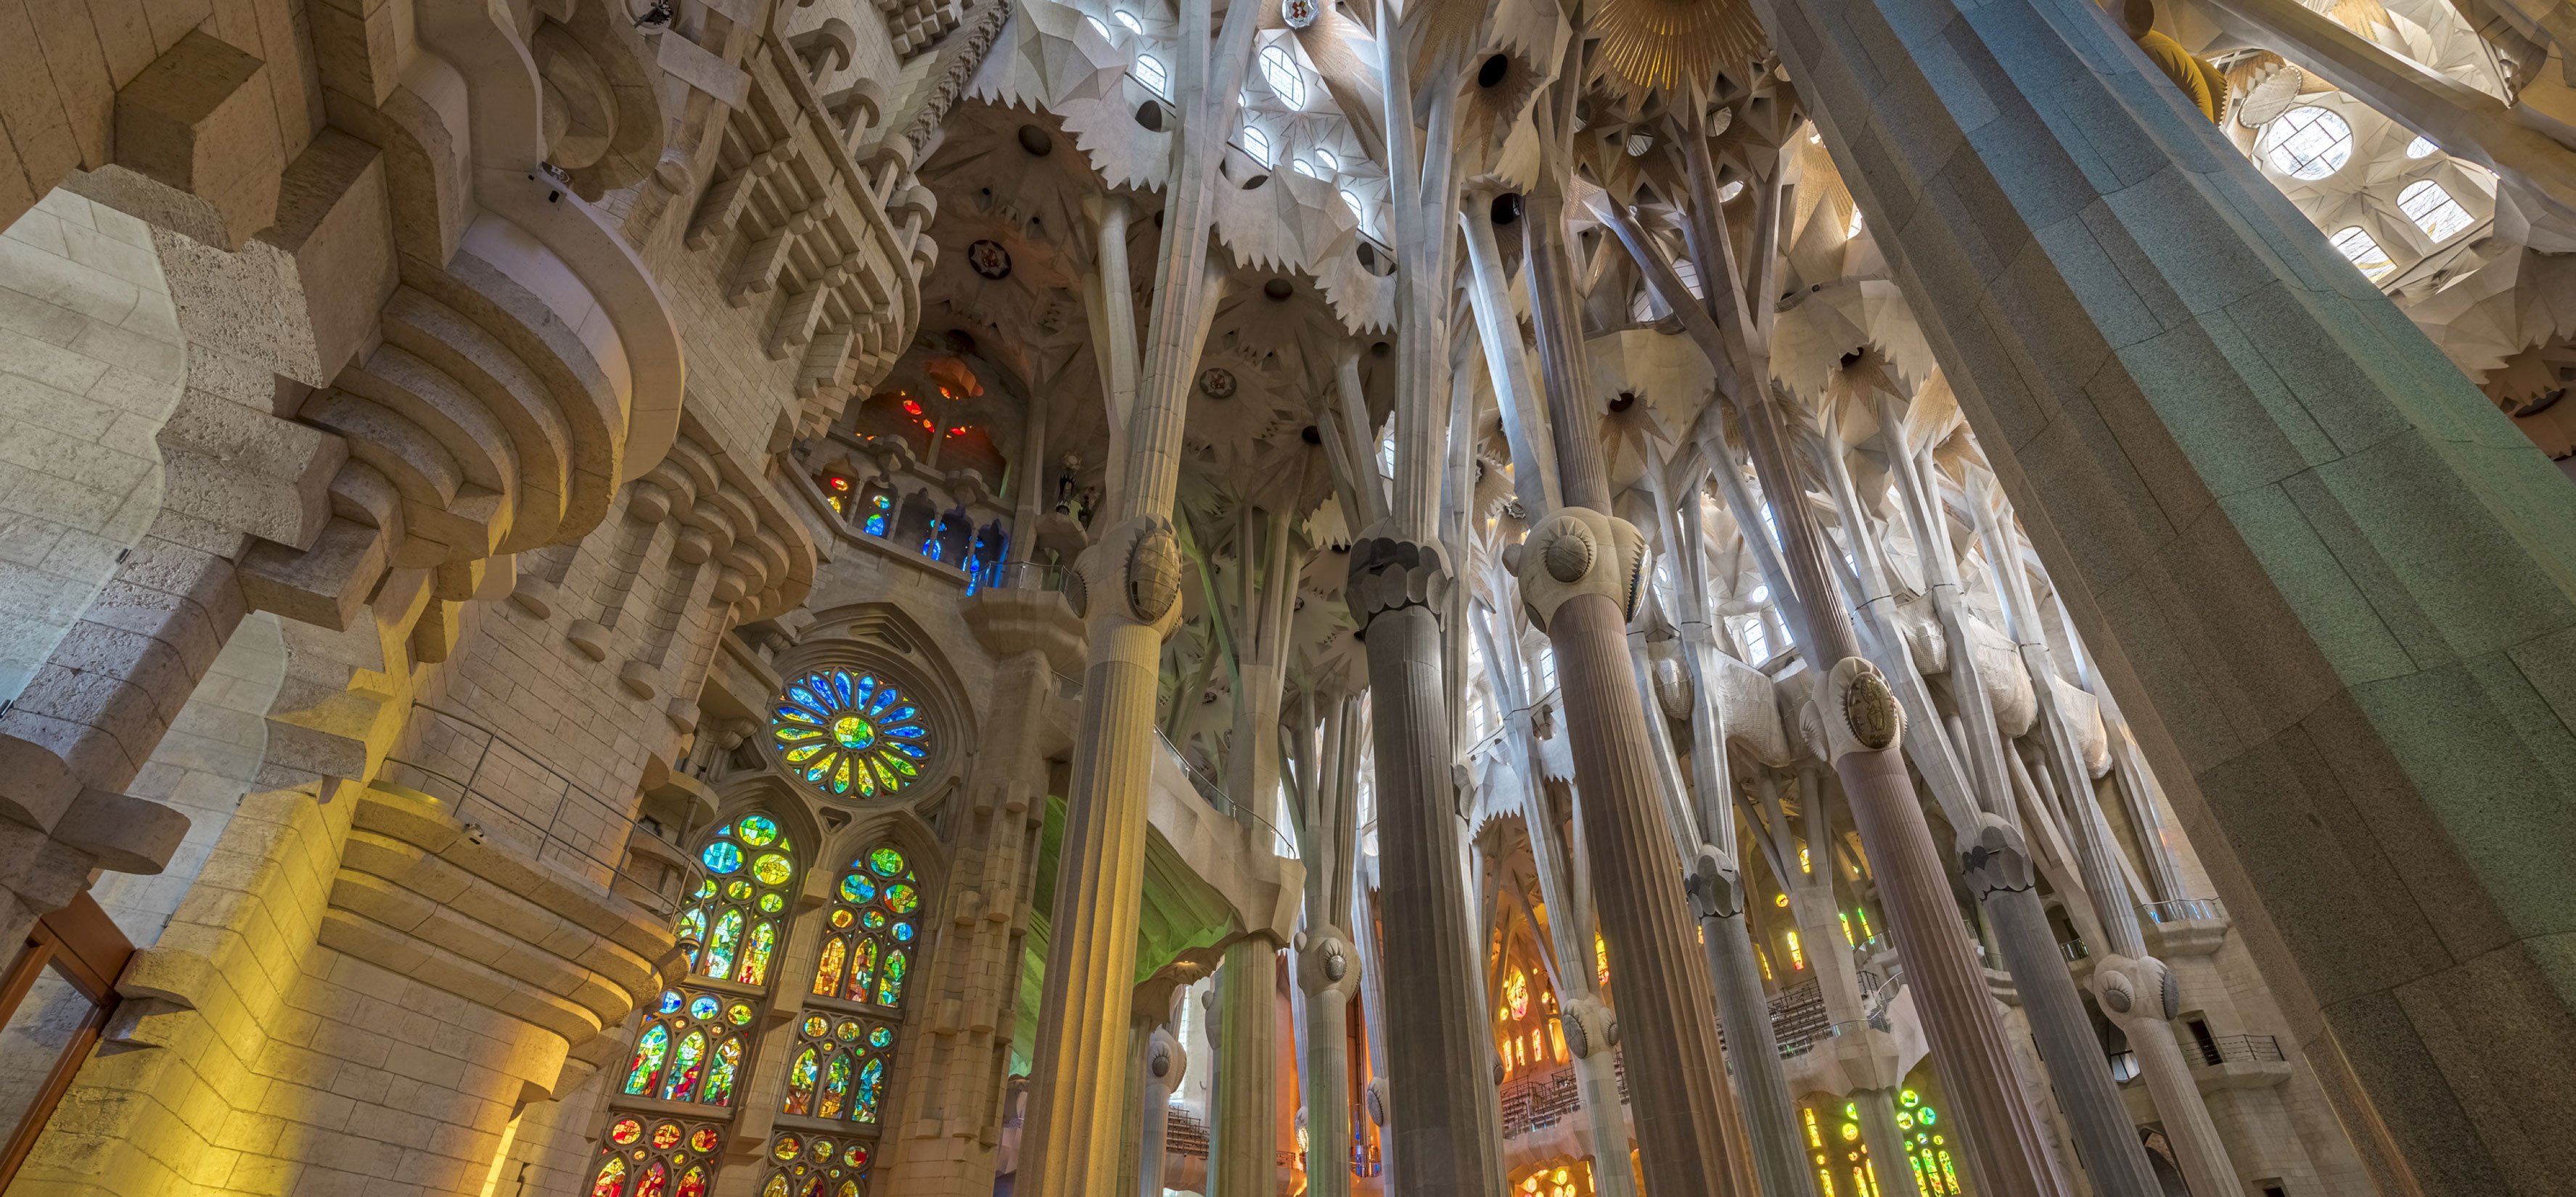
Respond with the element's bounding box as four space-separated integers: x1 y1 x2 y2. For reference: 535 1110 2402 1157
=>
1515 139 1749 1195
1015 0 1258 1188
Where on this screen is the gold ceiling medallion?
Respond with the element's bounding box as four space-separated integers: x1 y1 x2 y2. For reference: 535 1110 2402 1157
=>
1591 0 1768 96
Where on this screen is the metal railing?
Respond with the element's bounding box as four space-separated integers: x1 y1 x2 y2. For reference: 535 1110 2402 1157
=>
1497 1066 1581 1138
1155 730 1296 857
991 561 1069 591
2193 1034 2284 1067
2140 897 2229 924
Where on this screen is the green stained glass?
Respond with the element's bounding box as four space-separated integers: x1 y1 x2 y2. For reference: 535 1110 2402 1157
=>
702 1036 742 1107
704 910 743 979
882 884 918 915
727 1003 755 1026
623 1024 668 1095
677 908 705 944
868 1026 892 1049
660 1029 705 1101
834 1021 861 1042
692 879 716 900
861 910 886 931
869 848 904 878
752 854 793 887
803 1014 830 1037
875 948 909 1007
759 893 785 913
702 842 742 874
726 880 753 900
737 815 779 845
854 1057 886 1122
736 921 778 986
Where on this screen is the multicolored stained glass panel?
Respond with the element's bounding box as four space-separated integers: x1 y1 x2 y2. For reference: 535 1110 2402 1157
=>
759 1132 872 1197
771 670 931 797
810 845 922 1011
676 815 796 985
587 1117 723 1197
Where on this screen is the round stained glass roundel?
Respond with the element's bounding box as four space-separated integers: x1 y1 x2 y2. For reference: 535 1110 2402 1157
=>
772 670 930 798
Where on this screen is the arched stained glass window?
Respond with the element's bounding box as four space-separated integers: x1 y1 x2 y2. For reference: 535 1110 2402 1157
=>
811 847 924 1009
588 1116 726 1197
2330 226 2396 282
2397 179 2474 243
772 670 933 799
1135 53 1169 99
596 813 806 1185
768 843 925 1196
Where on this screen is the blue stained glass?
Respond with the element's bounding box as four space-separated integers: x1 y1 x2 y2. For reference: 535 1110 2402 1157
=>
689 995 721 1020
702 842 742 874
839 875 877 903
660 991 684 1013
864 514 887 535
889 726 927 739
891 706 916 722
830 671 853 705
893 921 915 942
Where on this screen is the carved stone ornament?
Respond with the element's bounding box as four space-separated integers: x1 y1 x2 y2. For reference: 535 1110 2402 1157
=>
1813 656 1905 762
1345 535 1452 638
1960 814 2035 897
1197 366 1236 399
1845 670 1900 749
1509 507 1649 631
1128 523 1183 622
967 238 1012 279
1282 0 1318 28
1686 847 1743 920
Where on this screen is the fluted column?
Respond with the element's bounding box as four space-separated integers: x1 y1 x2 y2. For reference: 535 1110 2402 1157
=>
1348 540 1507 1197
1517 137 1748 1193
1211 937 1282 1197
1139 1024 1186 1197
1016 0 1258 1186
1297 929 1360 1197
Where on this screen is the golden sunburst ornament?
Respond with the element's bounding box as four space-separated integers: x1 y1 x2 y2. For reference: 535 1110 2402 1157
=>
1591 0 1768 96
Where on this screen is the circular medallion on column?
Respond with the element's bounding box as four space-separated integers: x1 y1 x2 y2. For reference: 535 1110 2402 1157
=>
1843 670 1900 750
1128 525 1182 622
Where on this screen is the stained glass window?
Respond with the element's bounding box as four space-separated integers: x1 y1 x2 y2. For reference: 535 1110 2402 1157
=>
811 847 924 1010
587 1116 724 1197
598 814 805 1175
776 1013 900 1127
863 493 892 536
772 670 932 798
759 1134 872 1197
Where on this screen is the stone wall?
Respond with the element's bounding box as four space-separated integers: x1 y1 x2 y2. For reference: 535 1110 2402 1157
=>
0 190 185 705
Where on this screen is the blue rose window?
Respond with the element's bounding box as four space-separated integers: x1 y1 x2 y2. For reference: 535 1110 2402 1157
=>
773 670 932 797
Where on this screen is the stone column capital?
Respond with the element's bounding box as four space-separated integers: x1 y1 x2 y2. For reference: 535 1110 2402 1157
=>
1296 925 1362 999
1684 845 1744 921
1067 516 1186 638
2088 953 2179 1025
1346 534 1452 638
1504 508 1647 632
1556 995 1617 1061
1960 814 2037 898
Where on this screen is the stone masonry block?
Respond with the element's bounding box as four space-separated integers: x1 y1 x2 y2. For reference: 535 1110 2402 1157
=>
55 33 280 254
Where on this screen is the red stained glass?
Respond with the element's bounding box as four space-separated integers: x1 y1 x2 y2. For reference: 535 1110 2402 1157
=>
651 1123 683 1150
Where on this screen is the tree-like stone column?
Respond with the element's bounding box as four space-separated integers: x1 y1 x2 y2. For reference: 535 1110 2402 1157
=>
1516 141 1750 1193
1014 0 1258 1187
